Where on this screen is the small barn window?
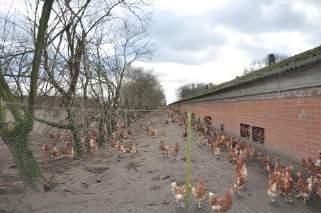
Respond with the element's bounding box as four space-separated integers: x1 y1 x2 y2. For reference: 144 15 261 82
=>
240 123 250 139
252 126 265 144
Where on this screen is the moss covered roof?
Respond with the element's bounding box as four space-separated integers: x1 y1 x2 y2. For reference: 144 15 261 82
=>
171 45 321 104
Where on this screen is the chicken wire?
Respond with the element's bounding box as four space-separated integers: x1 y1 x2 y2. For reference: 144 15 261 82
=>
0 101 162 191
168 109 321 212
1 104 320 213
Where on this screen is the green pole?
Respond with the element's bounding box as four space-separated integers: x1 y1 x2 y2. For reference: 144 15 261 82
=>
184 111 192 211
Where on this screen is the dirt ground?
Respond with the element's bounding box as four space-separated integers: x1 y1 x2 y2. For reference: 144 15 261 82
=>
0 111 321 213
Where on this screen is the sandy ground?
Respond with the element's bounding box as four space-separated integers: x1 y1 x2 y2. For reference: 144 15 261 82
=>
0 111 321 213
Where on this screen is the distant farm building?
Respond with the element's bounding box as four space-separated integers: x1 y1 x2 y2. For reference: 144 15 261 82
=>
170 46 321 162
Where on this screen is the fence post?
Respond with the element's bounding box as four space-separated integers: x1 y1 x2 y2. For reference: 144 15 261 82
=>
125 109 128 128
184 111 192 212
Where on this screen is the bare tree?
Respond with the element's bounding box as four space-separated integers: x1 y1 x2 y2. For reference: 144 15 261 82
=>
34 0 152 154
243 53 289 75
0 0 55 187
0 0 151 185
177 83 215 100
0 1 152 182
81 15 152 142
121 67 166 110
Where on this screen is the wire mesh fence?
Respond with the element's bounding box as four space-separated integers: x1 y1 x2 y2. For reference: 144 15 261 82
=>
0 104 320 212
0 101 164 189
168 109 321 212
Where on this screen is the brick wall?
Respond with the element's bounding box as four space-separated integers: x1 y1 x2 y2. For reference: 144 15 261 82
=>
176 96 321 162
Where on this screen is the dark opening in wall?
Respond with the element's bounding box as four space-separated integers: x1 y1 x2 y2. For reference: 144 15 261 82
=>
204 116 212 125
240 123 250 139
220 124 224 132
252 126 265 144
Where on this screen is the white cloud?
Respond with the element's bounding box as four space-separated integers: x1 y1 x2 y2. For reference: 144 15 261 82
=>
144 45 250 103
148 0 321 104
153 0 226 15
0 0 27 15
1 0 320 105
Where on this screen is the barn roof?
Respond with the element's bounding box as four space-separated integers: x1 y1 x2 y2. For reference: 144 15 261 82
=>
170 45 321 105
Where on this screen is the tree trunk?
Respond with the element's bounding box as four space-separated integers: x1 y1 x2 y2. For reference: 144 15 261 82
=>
3 122 42 187
66 108 82 156
97 116 105 146
71 125 82 156
0 0 54 188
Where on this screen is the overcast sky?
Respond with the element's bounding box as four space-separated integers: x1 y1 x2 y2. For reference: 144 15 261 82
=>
1 0 321 104
146 0 321 103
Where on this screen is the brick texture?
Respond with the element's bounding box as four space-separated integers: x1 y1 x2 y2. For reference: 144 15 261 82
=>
175 96 321 162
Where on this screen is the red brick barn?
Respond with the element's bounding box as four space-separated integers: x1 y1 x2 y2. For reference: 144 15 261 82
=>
170 46 321 162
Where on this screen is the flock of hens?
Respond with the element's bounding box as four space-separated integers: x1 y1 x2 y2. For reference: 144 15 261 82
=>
41 110 321 212
42 120 138 159
165 110 321 212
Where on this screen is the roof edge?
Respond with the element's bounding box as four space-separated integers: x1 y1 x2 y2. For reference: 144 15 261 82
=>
169 45 321 105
